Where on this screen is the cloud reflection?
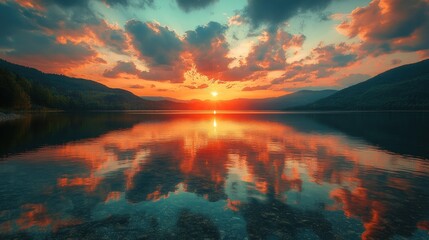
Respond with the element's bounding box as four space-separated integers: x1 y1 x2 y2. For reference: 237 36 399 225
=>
1 112 429 239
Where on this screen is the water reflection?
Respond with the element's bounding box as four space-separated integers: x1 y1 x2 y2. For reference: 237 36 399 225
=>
1 112 429 239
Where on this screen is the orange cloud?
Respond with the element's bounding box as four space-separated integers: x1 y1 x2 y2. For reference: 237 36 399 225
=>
337 0 429 55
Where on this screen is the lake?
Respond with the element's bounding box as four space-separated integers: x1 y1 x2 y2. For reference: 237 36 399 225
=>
1 111 429 240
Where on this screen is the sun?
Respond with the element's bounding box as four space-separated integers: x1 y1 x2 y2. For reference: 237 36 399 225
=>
211 91 218 97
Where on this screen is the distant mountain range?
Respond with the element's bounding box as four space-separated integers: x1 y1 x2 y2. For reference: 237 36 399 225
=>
141 96 188 103
1 58 428 111
142 90 337 110
305 59 429 110
225 90 337 110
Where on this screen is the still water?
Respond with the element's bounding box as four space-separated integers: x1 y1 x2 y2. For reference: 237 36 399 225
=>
1 111 429 240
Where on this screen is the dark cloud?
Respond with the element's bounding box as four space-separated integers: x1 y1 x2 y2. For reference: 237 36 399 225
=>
99 29 128 53
33 0 99 28
312 43 358 68
338 0 429 56
1 33 97 72
332 54 357 67
0 1 134 73
32 0 152 8
103 59 187 83
4 32 95 60
0 3 33 38
125 20 187 82
185 22 232 79
102 0 154 7
0 2 97 72
242 0 334 29
141 66 188 82
36 0 90 8
186 21 228 47
271 71 307 85
126 20 183 66
176 0 218 12
0 0 129 65
103 61 139 78
91 21 129 54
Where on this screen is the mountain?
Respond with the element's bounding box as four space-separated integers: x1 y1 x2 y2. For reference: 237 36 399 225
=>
248 90 337 110
305 59 429 110
0 59 159 110
141 96 188 103
203 90 336 110
141 90 337 110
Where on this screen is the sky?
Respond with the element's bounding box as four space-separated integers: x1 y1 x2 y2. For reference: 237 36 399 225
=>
0 0 428 100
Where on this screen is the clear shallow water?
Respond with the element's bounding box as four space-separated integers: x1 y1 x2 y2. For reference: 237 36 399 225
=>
0 111 429 240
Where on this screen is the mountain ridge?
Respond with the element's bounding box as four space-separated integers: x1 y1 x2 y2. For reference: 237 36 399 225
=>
142 90 337 110
302 59 429 110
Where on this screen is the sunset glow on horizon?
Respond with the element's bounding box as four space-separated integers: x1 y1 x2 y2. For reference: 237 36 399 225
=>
1 0 428 100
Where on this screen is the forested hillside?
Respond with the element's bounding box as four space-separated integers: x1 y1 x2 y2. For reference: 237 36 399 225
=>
0 59 153 110
305 59 429 110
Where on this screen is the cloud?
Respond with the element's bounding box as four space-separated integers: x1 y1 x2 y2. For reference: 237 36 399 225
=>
129 84 145 89
103 59 187 83
126 20 183 66
242 0 334 29
228 15 244 26
102 0 154 7
0 1 135 73
29 0 99 28
0 2 98 72
184 84 209 89
157 88 169 92
9 0 130 54
242 84 271 91
337 0 429 56
103 61 139 78
20 0 153 9
247 29 305 71
176 0 218 12
312 42 358 68
125 20 187 82
185 21 232 79
1 33 98 72
186 21 228 47
221 29 305 82
90 21 129 54
268 42 360 89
